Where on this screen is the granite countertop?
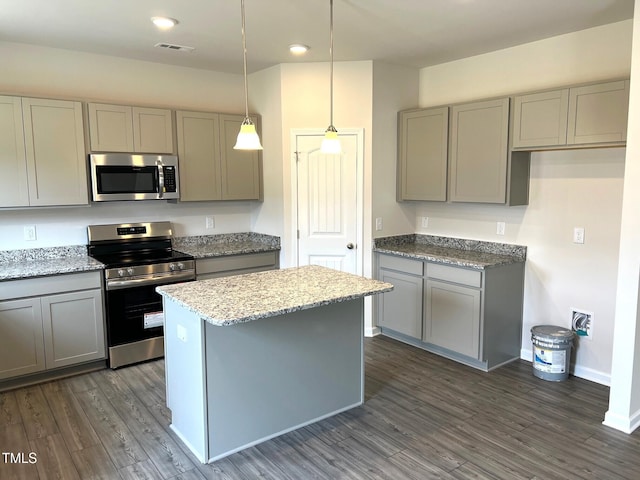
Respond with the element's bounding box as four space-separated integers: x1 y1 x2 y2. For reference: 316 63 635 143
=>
373 234 526 270
156 265 393 326
0 246 105 282
173 232 280 259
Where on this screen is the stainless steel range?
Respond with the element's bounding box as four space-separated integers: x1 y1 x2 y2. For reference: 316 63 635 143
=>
87 221 195 368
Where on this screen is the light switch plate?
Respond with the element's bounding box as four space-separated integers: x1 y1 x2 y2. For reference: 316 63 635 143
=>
496 222 505 235
206 216 215 229
24 225 37 241
375 217 383 231
421 217 429 228
573 227 585 244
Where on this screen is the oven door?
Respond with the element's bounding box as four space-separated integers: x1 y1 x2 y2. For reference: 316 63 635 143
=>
104 277 192 368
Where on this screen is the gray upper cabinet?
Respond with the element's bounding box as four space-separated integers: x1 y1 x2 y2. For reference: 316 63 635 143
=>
219 114 263 201
512 89 569 148
449 98 510 204
176 110 222 201
178 111 262 201
512 79 629 149
567 80 629 145
88 103 174 154
0 95 29 207
1 96 88 208
397 107 448 201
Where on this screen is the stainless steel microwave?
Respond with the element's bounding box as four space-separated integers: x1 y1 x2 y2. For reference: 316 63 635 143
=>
90 154 180 202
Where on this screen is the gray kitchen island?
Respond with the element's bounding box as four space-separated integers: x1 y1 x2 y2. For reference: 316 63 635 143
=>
156 265 392 463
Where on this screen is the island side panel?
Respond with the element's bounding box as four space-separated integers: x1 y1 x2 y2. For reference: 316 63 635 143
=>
163 299 209 463
205 299 364 462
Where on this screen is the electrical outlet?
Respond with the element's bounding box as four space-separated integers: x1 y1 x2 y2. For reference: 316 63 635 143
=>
421 216 429 228
375 217 383 231
205 216 215 229
24 225 37 241
571 308 593 340
573 227 585 244
496 222 505 236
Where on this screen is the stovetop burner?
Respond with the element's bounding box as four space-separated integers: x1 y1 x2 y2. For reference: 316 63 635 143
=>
89 249 193 269
87 221 195 290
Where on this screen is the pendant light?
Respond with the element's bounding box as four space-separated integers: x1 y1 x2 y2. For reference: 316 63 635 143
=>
234 0 263 150
320 0 341 154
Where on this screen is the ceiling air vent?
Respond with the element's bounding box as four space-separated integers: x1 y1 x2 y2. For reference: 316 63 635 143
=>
154 43 195 52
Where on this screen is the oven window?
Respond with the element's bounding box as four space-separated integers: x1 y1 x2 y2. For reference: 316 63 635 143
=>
96 166 158 194
105 283 164 346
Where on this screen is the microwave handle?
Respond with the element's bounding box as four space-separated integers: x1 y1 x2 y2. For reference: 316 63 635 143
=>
156 160 165 198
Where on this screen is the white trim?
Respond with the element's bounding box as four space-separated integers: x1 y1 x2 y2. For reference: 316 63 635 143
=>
366 326 381 337
290 128 365 276
603 408 640 434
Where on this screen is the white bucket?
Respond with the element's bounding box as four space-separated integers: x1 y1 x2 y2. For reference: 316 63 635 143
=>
531 325 574 381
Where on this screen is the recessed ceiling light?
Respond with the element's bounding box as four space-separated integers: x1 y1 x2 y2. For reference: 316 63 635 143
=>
289 44 310 55
151 16 178 29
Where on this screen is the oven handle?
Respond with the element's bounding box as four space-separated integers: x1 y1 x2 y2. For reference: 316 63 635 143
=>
106 271 195 291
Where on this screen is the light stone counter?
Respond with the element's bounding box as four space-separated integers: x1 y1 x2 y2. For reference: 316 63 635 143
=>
0 246 104 281
157 265 392 326
172 232 280 259
373 234 526 269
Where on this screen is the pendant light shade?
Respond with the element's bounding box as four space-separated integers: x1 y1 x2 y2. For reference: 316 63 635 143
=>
320 0 341 154
234 0 263 151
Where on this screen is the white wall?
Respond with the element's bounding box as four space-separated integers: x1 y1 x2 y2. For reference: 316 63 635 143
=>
417 20 633 384
277 61 374 269
250 65 285 238
371 62 419 243
604 0 640 433
0 41 260 251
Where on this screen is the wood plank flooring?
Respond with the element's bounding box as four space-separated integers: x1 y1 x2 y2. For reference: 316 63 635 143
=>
1 335 639 479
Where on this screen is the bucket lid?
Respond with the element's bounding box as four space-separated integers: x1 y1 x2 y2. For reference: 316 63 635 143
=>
531 325 574 341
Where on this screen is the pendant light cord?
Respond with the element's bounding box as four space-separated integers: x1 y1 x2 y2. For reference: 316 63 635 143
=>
241 0 250 120
329 0 334 129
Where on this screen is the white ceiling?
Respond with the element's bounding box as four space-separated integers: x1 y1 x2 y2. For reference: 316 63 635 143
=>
0 0 634 74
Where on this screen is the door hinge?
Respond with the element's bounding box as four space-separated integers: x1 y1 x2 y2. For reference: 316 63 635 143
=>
294 151 300 162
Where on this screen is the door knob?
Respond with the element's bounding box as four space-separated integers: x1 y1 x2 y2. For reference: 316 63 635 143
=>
346 243 355 250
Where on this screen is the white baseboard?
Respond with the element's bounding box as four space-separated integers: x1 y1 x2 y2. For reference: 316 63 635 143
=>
365 326 381 337
520 348 610 386
603 408 640 434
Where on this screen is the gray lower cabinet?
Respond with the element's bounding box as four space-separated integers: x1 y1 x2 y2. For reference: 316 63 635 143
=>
196 251 280 280
0 272 106 381
377 256 423 339
376 253 524 371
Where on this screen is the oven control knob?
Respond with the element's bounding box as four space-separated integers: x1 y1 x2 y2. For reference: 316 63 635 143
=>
177 262 184 271
169 263 176 271
117 269 125 277
127 268 135 276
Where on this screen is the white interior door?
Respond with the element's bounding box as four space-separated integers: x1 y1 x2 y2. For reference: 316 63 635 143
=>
295 132 360 274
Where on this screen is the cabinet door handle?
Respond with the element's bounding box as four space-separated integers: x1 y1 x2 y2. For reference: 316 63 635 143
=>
347 243 355 250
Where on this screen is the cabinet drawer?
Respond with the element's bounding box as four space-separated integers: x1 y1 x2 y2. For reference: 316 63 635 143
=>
378 255 423 276
427 263 481 288
1 271 102 301
196 252 278 277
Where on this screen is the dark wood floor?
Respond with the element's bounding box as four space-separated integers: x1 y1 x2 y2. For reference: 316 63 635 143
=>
1 335 639 479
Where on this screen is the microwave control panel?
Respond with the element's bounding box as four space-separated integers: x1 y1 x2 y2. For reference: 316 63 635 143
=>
163 166 177 192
